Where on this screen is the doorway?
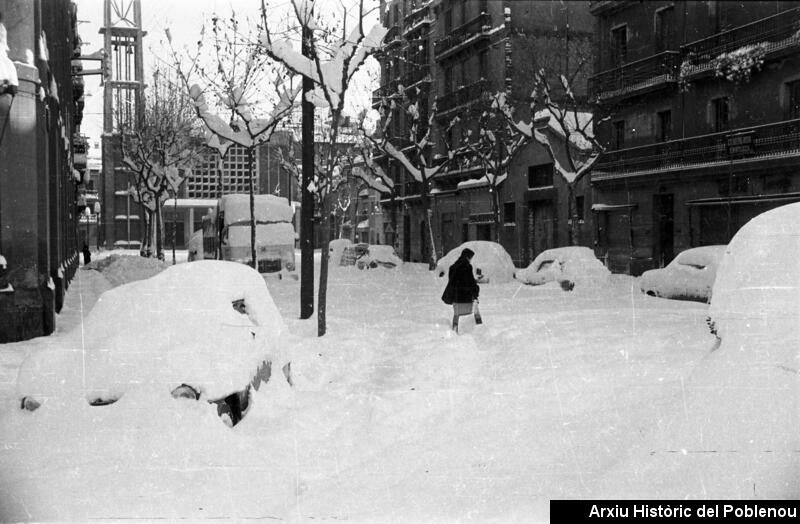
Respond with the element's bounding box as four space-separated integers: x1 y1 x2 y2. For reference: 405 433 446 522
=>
526 202 555 263
653 193 674 267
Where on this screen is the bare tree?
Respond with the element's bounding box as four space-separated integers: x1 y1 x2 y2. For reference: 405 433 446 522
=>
493 70 603 245
260 0 386 336
169 15 300 268
362 85 464 268
119 69 203 259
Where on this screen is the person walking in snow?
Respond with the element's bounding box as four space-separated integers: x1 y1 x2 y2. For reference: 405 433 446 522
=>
441 247 482 333
81 244 91 265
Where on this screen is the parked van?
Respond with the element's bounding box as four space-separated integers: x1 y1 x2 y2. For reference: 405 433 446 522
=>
200 194 296 278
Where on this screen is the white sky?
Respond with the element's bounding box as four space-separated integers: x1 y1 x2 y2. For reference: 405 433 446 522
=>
74 0 380 156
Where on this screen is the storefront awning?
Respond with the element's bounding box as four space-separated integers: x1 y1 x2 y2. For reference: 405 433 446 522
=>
591 203 637 212
357 220 369 230
685 192 800 206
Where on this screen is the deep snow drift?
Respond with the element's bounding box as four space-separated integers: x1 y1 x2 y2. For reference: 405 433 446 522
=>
0 250 796 521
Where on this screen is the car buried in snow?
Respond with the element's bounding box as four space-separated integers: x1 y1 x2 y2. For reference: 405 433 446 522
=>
330 239 403 269
707 203 800 345
639 245 726 303
436 241 516 284
515 246 610 290
17 260 292 427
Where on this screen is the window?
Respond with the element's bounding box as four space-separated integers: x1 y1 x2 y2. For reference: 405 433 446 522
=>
444 65 453 93
503 202 516 224
787 80 800 119
528 164 554 188
575 196 585 221
444 9 452 33
655 7 675 52
611 25 627 65
657 110 672 142
613 120 625 149
713 97 730 132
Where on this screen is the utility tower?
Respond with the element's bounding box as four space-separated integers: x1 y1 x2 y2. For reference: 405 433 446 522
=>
99 0 145 250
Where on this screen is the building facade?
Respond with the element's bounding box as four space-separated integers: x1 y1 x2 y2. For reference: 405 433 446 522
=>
375 0 593 265
589 0 800 274
0 0 86 341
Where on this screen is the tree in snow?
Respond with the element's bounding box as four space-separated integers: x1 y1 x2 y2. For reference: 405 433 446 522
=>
259 0 387 336
169 14 300 270
457 93 534 242
364 86 461 269
493 69 604 245
118 69 203 259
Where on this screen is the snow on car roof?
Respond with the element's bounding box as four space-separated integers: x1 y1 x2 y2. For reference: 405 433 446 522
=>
220 194 294 225
673 245 726 267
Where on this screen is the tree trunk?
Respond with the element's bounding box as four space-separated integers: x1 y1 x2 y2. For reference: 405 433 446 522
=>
140 209 150 256
248 147 257 270
172 197 177 265
419 180 437 269
317 198 330 337
491 180 501 244
567 184 576 246
299 19 315 320
156 198 165 260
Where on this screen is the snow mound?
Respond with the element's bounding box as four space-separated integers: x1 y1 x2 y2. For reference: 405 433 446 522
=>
84 254 171 287
709 202 800 345
516 246 610 288
17 261 289 405
435 241 515 284
640 245 726 302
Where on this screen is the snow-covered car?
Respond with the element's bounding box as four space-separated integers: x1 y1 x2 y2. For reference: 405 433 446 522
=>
331 239 403 269
354 244 403 269
707 203 800 345
436 241 515 284
515 246 610 289
17 260 291 427
639 245 726 303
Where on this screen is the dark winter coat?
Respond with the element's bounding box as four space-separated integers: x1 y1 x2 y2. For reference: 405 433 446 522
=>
82 245 91 265
442 255 479 304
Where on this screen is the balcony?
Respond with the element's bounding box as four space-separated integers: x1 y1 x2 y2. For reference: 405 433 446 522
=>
382 25 402 50
372 79 400 106
403 3 433 37
593 118 800 181
589 51 680 101
434 13 493 61
435 79 487 115
680 7 800 79
404 64 430 88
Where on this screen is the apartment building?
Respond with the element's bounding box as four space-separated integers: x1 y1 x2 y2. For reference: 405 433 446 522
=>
590 1 800 274
376 0 593 265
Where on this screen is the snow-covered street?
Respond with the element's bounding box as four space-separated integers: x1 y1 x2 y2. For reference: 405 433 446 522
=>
0 253 795 522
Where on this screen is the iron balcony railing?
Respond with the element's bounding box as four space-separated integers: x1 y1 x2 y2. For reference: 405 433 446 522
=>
404 64 430 87
435 79 488 114
434 12 492 59
383 25 402 48
588 51 680 99
594 118 800 179
680 7 800 76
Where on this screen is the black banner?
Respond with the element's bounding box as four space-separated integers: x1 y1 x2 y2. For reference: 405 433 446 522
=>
551 500 800 523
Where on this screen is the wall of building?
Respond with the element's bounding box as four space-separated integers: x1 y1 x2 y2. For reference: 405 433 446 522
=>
0 0 83 342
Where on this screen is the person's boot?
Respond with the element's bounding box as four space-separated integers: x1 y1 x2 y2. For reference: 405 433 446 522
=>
452 316 459 333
